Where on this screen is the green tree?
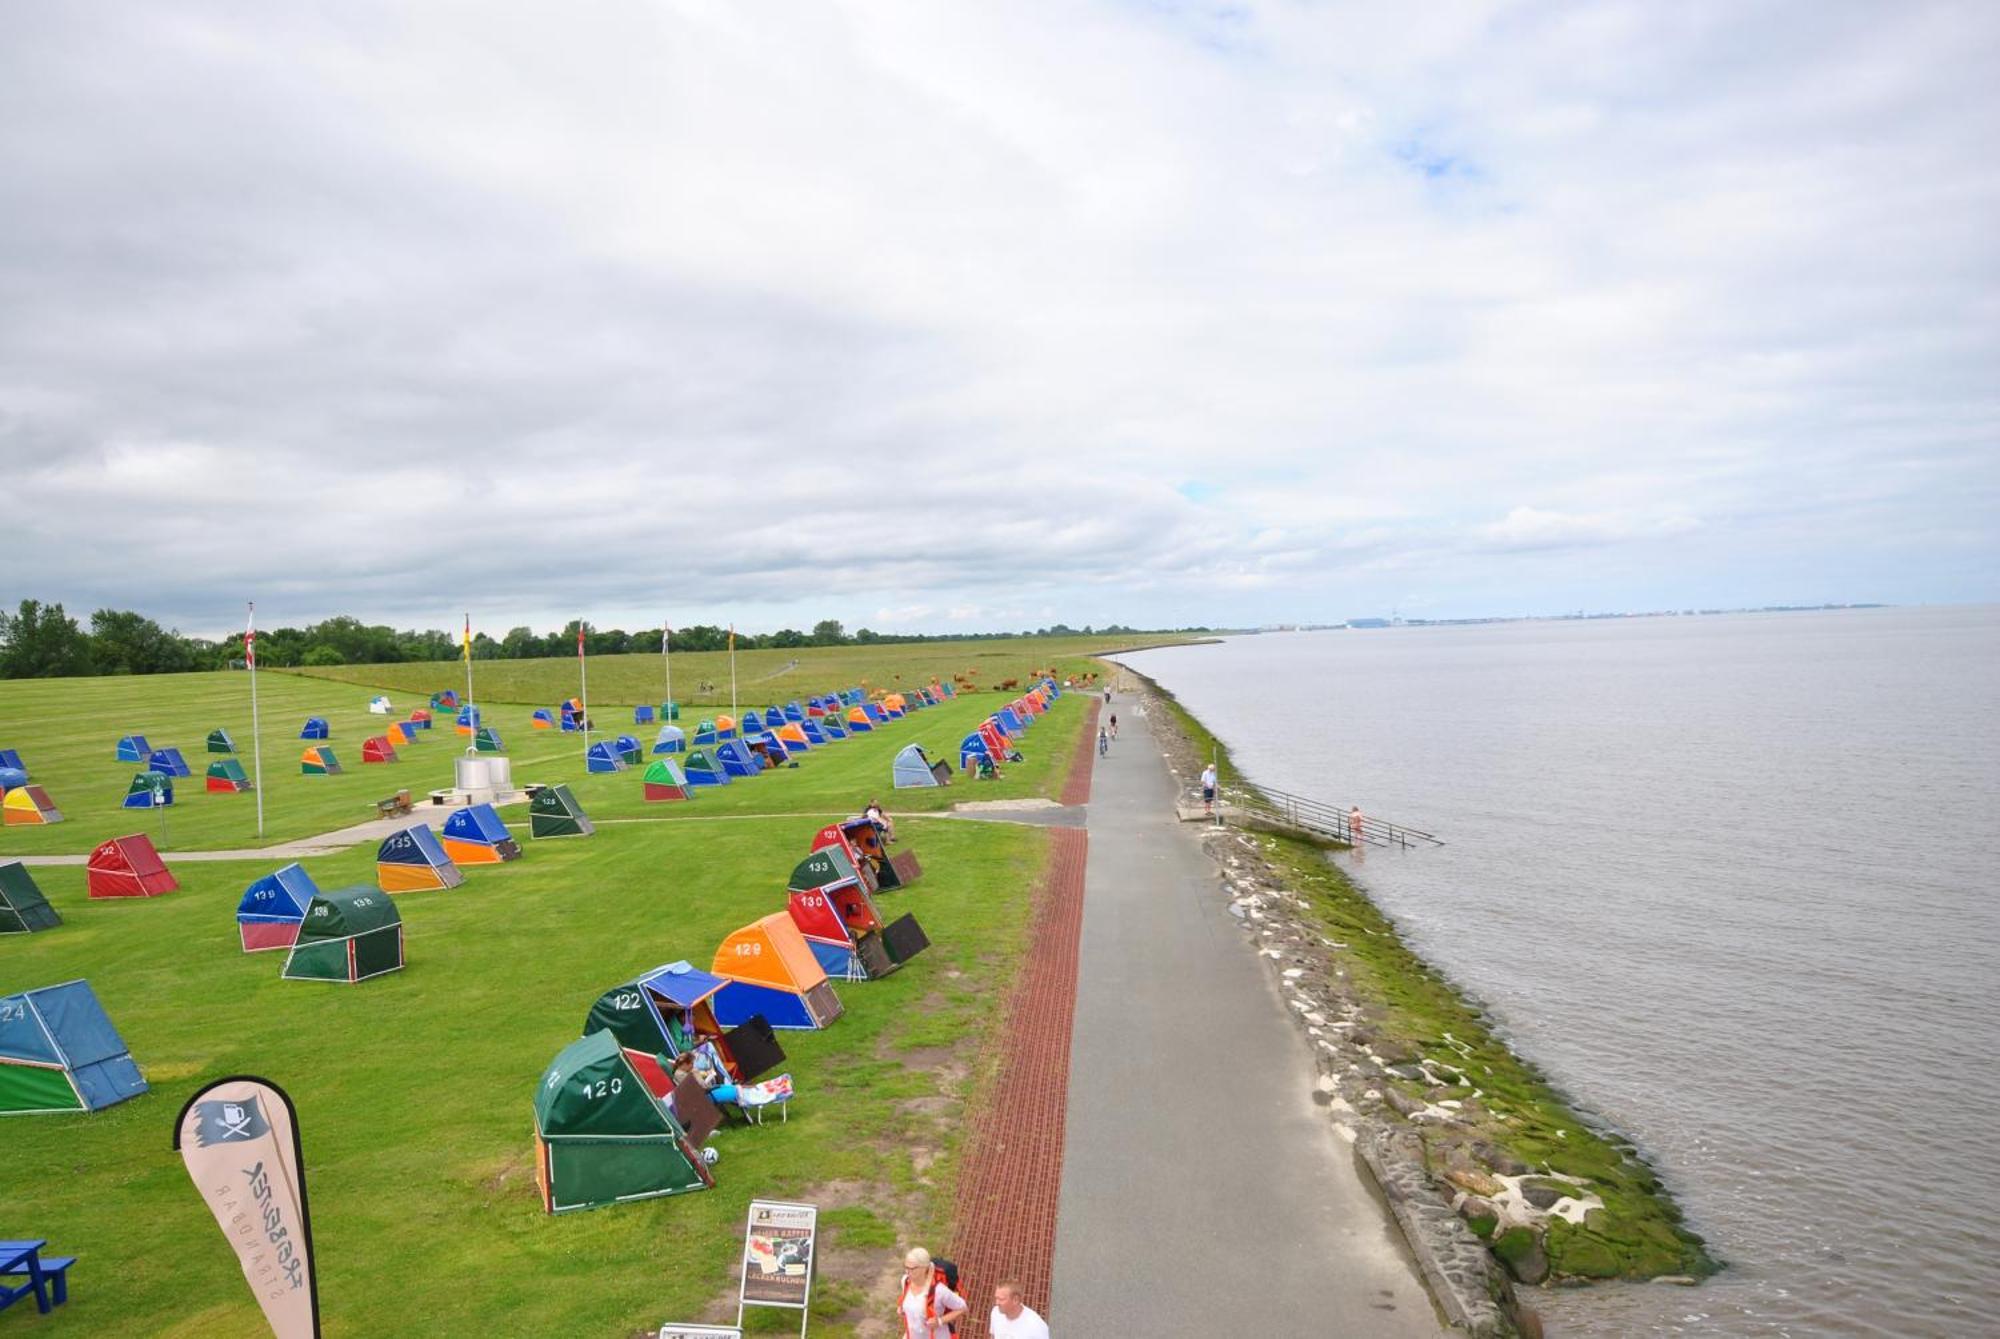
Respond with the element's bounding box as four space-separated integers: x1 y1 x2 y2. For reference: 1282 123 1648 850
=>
0 600 96 678
767 628 807 649
89 608 196 675
301 645 345 667
810 619 846 646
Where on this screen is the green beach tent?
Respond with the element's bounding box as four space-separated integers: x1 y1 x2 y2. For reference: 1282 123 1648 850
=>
0 861 60 934
206 728 236 754
532 1030 712 1213
528 784 594 839
281 887 405 983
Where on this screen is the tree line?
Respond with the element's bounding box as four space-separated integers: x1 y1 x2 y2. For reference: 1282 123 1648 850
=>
0 600 1180 678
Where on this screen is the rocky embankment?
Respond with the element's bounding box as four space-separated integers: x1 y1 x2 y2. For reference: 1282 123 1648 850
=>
1125 671 1716 1335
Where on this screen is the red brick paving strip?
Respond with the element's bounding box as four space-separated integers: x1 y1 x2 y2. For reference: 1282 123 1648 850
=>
949 699 1097 1333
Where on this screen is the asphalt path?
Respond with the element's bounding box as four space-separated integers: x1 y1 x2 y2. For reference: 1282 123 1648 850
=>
1048 697 1445 1334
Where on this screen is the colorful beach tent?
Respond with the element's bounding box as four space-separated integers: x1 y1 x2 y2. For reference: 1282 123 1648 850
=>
585 741 627 774
391 720 421 746
817 816 923 890
87 833 178 898
440 803 521 865
0 981 148 1114
642 758 692 802
115 734 152 762
300 717 329 740
691 720 717 746
713 741 759 777
369 695 392 714
206 758 252 793
300 745 342 775
431 690 459 711
714 713 737 739
961 732 993 770
146 747 193 777
775 722 811 756
475 726 505 753
863 703 887 724
0 767 24 793
123 770 173 809
532 1030 713 1214
375 825 464 893
0 861 60 935
682 749 729 787
528 784 593 839
710 913 844 1030
613 734 642 763
2 785 63 826
820 716 847 740
454 706 481 736
892 743 950 788
651 725 685 754
532 708 557 729
747 736 787 770
361 735 398 764
206 728 236 754
283 887 405 983
799 719 828 746
786 848 928 980
409 709 433 729
584 960 786 1090
238 862 318 951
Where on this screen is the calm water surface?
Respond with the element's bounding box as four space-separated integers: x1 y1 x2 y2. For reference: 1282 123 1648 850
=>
1123 607 2000 1337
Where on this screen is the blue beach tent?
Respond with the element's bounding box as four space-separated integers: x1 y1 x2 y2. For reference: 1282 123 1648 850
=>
892 743 950 789
799 719 828 746
585 741 627 773
300 717 330 740
714 741 760 778
613 734 643 764
784 702 805 722
682 749 731 787
863 703 887 724
115 734 152 762
652 725 686 754
961 733 993 770
691 720 717 747
634 704 655 725
0 980 149 1114
761 707 786 731
237 862 320 952
998 707 1026 734
820 717 847 740
0 749 24 772
147 747 193 777
123 771 173 808
532 708 557 728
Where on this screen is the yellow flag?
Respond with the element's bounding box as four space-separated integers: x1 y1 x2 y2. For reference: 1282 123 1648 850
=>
462 615 472 663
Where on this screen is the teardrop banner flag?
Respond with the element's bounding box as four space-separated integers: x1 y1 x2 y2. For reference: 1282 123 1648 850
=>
172 1076 322 1338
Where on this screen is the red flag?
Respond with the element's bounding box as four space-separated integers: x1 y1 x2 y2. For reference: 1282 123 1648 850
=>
244 604 257 669
577 623 586 659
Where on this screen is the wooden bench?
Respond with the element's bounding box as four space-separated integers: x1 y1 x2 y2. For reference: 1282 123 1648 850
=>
0 1241 72 1314
374 789 414 820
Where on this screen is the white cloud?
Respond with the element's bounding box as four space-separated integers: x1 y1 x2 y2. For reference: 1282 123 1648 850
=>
1 0 1995 635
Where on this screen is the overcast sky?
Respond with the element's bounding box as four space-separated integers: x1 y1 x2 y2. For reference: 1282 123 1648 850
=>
4 2 1996 638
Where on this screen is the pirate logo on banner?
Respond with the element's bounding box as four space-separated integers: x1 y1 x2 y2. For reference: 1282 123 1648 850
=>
172 1075 321 1339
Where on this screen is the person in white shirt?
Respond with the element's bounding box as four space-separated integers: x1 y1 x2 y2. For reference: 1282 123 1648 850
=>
896 1247 965 1338
989 1280 1050 1338
1200 762 1218 815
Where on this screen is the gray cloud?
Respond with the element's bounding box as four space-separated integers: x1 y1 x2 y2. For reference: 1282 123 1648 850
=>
3 0 1995 637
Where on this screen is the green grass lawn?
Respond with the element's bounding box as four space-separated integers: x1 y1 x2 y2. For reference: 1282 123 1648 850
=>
0 669 1096 1334
291 633 1191 709
0 669 1089 856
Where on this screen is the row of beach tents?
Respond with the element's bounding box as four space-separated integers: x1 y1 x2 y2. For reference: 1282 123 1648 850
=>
533 811 933 1212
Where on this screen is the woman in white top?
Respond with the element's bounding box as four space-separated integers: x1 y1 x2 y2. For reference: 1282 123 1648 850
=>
896 1247 966 1338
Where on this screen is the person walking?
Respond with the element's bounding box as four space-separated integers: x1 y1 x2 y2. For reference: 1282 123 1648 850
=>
1097 727 1109 757
1108 713 1118 740
896 1248 966 1338
1348 804 1364 844
1200 761 1218 815
989 1280 1051 1338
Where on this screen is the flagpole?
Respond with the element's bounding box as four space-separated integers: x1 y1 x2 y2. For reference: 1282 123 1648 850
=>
729 623 737 723
578 618 590 758
463 612 475 756
247 601 264 838
662 622 672 719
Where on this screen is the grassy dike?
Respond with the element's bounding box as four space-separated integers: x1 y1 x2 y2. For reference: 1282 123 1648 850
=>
0 664 1095 1334
1120 664 1717 1288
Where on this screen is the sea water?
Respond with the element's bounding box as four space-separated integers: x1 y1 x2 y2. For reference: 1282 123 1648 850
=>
1122 606 2000 1336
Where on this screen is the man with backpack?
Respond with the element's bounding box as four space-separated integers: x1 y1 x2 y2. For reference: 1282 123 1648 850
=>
897 1247 967 1338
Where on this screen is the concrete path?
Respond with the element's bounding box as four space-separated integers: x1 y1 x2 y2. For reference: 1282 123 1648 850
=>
1049 700 1444 1334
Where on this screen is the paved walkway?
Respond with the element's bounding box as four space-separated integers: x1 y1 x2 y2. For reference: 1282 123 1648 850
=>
1048 699 1444 1334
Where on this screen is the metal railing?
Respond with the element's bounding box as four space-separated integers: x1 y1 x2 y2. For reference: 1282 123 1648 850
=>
1219 782 1443 849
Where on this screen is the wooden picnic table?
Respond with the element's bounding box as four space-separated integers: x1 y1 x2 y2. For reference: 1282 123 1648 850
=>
0 1239 54 1314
